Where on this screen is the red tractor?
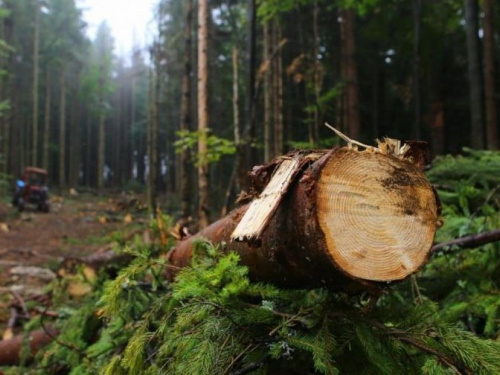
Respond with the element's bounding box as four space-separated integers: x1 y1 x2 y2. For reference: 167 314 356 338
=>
12 167 50 213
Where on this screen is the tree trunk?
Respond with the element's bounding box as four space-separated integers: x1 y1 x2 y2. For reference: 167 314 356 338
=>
340 9 360 139
180 0 193 219
429 99 445 155
152 48 160 211
167 146 441 291
483 0 497 150
197 0 210 228
146 64 157 214
32 0 40 166
0 327 58 366
372 62 380 138
263 21 272 162
312 0 321 145
85 114 91 187
244 0 257 170
58 65 66 189
97 111 105 190
130 62 137 184
464 0 485 149
2 0 13 175
42 70 51 171
413 0 422 139
69 77 80 188
272 20 283 157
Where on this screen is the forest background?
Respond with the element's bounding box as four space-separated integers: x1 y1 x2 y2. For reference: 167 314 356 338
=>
0 0 498 223
3 1 500 373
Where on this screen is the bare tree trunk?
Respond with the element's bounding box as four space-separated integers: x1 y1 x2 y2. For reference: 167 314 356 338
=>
32 0 40 166
464 0 485 149
244 0 257 169
131 51 139 183
86 115 91 186
97 111 105 190
429 99 445 155
197 0 210 228
231 45 241 197
312 0 321 144
42 70 51 171
58 65 66 189
69 75 80 188
180 0 193 218
372 63 379 138
335 9 344 135
233 46 240 156
263 21 272 162
413 0 422 139
2 1 13 175
152 50 160 211
147 57 158 214
340 9 360 139
147 67 153 211
483 0 497 150
272 20 283 157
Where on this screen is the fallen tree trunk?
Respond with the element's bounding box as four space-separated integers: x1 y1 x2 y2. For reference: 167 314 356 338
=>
167 146 441 291
0 326 58 366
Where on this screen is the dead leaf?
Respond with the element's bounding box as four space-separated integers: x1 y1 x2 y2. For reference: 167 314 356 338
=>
142 230 151 245
67 281 92 297
123 213 133 223
98 216 107 224
0 223 8 233
2 328 13 341
83 266 97 283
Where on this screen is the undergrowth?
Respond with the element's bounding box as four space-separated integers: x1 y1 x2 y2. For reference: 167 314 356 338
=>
4 149 500 374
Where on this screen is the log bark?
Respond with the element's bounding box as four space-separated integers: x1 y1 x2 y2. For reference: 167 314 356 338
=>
0 326 58 366
167 146 441 291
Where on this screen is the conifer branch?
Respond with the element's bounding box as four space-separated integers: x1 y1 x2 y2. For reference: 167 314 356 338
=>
368 319 466 374
40 303 85 356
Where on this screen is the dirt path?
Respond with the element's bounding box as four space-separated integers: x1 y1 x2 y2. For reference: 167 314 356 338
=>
0 194 144 293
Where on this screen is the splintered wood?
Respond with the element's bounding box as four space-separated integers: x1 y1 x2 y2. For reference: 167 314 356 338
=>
231 156 302 243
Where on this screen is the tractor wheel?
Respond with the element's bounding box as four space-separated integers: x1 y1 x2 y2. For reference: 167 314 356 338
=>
18 198 25 213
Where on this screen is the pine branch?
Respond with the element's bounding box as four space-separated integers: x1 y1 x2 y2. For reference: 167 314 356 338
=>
432 229 500 254
230 361 265 375
368 319 467 374
40 303 85 356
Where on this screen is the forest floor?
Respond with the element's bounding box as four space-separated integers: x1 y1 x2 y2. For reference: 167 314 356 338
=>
0 193 147 327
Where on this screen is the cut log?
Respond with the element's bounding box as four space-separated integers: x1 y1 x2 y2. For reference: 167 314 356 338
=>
0 327 58 366
167 146 441 290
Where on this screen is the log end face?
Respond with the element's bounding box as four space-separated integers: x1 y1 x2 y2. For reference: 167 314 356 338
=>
317 148 439 282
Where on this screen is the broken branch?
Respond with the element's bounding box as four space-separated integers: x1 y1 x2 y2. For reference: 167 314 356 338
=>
432 229 500 255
